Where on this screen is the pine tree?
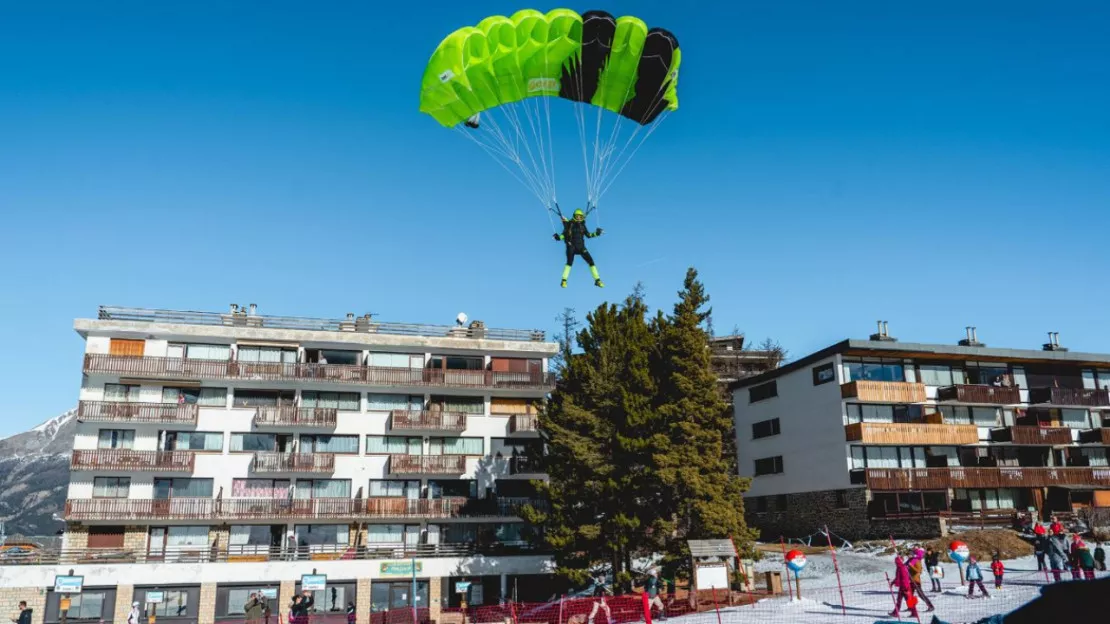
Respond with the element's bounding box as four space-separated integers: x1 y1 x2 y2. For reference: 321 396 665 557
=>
654 268 758 574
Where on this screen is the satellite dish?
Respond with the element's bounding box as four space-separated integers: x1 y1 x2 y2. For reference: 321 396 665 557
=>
456 312 468 326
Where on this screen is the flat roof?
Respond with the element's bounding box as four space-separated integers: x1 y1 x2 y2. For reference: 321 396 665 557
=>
730 338 1110 390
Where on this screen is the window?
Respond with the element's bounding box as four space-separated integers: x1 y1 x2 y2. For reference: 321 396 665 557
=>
302 391 360 411
366 436 421 455
109 338 145 357
170 343 230 360
1061 409 1090 429
87 526 125 549
965 364 1011 386
429 356 484 370
294 479 351 499
428 479 477 499
370 581 429 613
237 346 297 363
104 383 141 402
845 403 924 424
917 363 966 387
216 585 279 619
233 389 294 408
297 581 356 614
232 478 290 498
753 455 784 476
429 437 484 455
93 477 130 498
230 433 277 452
297 434 358 454
369 480 421 498
490 398 539 415
843 358 905 382
162 387 227 406
751 418 781 439
229 525 278 552
164 431 223 451
748 381 778 403
97 429 134 449
365 524 405 544
148 526 209 554
154 478 214 499
812 362 836 385
429 396 485 414
294 524 349 547
835 490 850 509
367 394 423 411
368 353 423 368
46 590 114 622
141 588 195 618
439 524 478 544
305 349 361 365
494 522 535 544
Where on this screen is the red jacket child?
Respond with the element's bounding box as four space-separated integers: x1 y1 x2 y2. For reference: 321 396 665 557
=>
990 559 1004 576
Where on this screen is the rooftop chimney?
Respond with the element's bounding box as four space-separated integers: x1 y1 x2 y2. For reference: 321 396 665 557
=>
1042 331 1067 352
869 320 897 342
230 303 239 314
248 303 257 316
958 326 985 347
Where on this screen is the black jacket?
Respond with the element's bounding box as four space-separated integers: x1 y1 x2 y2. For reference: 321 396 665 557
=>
559 219 596 251
17 609 31 624
925 551 939 568
290 597 314 618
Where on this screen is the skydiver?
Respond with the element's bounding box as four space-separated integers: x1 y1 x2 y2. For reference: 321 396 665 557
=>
553 208 604 288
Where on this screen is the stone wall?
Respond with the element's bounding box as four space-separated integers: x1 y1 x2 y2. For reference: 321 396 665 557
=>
0 587 46 624
745 488 942 540
355 579 372 624
113 585 135 624
123 526 148 553
197 583 217 624
63 525 89 551
428 577 442 623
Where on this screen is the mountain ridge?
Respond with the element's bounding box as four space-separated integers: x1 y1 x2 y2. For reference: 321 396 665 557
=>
0 408 76 537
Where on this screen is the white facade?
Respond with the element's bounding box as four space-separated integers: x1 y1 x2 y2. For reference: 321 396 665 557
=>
733 354 852 497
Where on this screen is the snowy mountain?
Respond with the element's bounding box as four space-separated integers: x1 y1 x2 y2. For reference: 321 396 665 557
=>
0 408 76 537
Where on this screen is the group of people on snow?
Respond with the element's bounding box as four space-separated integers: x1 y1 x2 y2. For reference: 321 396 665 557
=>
1031 518 1106 581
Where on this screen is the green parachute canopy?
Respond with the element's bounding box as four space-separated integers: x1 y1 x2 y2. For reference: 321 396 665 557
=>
419 8 681 224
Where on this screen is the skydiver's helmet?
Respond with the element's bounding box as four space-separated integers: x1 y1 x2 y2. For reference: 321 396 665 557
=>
573 209 585 221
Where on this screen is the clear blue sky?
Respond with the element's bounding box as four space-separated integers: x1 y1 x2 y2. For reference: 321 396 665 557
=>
2 1 1108 436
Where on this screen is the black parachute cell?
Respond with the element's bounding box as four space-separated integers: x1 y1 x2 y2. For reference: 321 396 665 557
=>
559 10 616 104
620 28 679 124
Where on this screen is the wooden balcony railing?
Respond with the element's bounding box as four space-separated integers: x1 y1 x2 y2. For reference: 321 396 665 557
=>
865 466 1110 490
509 414 538 434
77 401 198 424
71 450 195 472
1029 387 1110 407
509 456 544 475
1079 429 1110 445
844 422 979 445
388 455 467 475
65 498 214 521
841 381 926 403
253 406 338 428
251 453 335 473
84 354 556 390
990 426 1073 445
389 410 468 432
936 385 1021 405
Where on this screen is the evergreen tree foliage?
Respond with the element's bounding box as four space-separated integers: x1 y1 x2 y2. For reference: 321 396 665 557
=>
525 268 756 590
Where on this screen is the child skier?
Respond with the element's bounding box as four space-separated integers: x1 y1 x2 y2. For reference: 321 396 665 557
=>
965 556 990 599
1068 536 1082 580
1095 542 1107 572
990 553 1004 589
888 555 919 619
1078 542 1096 580
925 546 943 592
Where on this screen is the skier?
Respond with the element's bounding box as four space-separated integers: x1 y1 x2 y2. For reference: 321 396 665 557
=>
1077 541 1096 580
1095 542 1106 572
990 553 1004 590
1047 527 1069 582
1033 524 1047 571
888 555 919 619
1068 536 1083 580
965 556 990 599
925 546 943 592
907 548 935 611
644 569 666 619
553 208 604 288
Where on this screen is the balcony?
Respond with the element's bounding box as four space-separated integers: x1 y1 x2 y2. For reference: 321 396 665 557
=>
83 354 556 391
71 450 195 472
65 498 214 521
251 453 335 474
1079 429 1110 445
844 422 978 446
218 498 362 520
388 455 467 475
1029 387 1110 408
77 401 198 425
864 466 1110 490
253 406 338 428
936 385 1021 405
389 410 468 433
990 426 1073 445
363 497 469 519
509 414 539 434
840 381 926 403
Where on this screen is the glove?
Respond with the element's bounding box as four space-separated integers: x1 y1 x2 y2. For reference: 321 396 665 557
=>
552 233 560 241
594 228 604 236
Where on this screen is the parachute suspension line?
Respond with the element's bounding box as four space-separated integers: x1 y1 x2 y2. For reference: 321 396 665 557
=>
598 111 670 199
499 101 552 204
586 67 641 223
594 70 677 203
454 111 552 218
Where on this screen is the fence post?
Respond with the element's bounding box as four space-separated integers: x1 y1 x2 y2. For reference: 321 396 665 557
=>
884 572 901 622
709 588 722 624
824 526 847 617
557 595 564 624
779 537 793 601
641 592 652 624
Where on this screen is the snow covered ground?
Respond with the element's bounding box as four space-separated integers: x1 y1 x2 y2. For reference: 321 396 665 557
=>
672 550 1108 624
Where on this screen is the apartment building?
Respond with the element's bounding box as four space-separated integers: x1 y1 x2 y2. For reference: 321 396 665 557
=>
0 305 559 624
732 325 1110 540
